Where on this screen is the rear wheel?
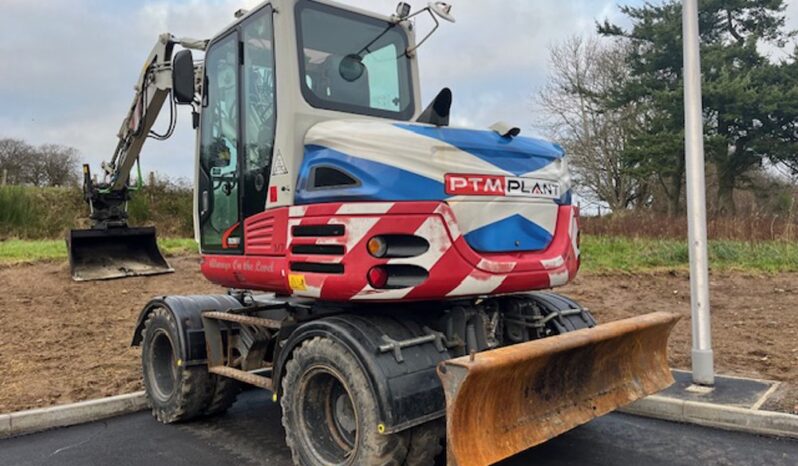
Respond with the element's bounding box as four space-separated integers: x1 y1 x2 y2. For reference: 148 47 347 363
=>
203 376 241 417
281 337 410 466
403 420 445 466
534 292 596 334
141 307 238 423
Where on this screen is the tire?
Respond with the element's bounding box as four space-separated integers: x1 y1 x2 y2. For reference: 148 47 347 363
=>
403 420 445 466
203 375 241 417
141 307 237 423
281 337 410 466
534 292 596 334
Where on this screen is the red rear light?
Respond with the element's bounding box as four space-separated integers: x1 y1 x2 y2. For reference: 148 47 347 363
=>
367 266 389 289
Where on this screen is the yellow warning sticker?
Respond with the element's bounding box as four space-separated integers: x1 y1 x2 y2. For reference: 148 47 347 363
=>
288 274 307 291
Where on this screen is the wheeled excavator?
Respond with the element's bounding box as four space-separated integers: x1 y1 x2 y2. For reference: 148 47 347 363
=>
67 1 679 465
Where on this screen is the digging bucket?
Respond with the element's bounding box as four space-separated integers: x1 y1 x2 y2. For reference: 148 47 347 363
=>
437 312 680 466
67 227 174 281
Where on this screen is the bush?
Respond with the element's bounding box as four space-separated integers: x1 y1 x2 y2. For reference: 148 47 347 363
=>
0 183 193 240
582 210 798 242
0 185 85 239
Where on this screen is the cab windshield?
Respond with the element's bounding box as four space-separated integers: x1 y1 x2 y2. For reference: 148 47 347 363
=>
296 0 415 120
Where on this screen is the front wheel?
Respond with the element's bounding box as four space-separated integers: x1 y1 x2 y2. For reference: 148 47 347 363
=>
281 337 411 466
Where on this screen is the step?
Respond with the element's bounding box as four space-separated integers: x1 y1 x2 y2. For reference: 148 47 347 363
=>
209 366 274 390
202 311 283 329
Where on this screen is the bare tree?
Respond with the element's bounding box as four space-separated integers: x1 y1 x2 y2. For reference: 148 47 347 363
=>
0 138 34 185
0 138 80 187
37 144 80 186
536 36 648 211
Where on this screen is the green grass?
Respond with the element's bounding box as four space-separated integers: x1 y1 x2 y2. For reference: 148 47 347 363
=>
0 238 197 265
2 235 797 274
581 236 798 273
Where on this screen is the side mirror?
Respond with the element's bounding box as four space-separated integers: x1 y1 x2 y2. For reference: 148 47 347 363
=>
172 49 195 104
339 54 366 82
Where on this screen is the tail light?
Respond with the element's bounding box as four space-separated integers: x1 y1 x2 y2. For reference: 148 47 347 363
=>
366 235 429 259
367 266 389 289
367 265 428 290
367 237 388 258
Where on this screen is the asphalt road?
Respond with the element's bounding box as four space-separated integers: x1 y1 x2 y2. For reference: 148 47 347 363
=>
1 390 796 466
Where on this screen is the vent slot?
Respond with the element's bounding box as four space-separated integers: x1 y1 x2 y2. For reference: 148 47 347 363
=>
290 262 345 274
311 166 359 189
292 245 346 256
292 224 345 237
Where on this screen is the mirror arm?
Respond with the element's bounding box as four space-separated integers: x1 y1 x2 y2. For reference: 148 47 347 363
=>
404 9 439 58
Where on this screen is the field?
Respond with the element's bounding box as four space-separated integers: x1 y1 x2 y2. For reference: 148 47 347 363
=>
0 238 197 264
4 235 798 273
0 245 796 415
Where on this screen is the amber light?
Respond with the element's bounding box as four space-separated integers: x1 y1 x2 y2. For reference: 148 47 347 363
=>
367 237 388 258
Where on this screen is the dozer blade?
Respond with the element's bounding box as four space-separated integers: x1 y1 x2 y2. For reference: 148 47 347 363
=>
67 227 174 281
437 311 680 466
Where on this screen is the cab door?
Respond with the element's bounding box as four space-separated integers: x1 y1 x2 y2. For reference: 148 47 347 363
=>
198 5 276 253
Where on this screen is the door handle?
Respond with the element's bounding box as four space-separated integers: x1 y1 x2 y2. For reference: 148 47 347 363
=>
201 190 209 216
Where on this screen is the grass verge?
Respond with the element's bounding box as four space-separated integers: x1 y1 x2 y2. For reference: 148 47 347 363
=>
0 238 197 265
2 236 797 273
581 236 798 273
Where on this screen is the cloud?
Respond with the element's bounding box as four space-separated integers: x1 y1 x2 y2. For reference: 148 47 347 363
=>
1 0 646 179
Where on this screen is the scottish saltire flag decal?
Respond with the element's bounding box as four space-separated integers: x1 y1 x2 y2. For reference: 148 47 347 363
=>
296 120 572 253
394 123 564 177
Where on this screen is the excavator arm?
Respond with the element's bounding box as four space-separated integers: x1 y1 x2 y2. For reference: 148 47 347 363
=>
100 34 207 193
68 34 206 281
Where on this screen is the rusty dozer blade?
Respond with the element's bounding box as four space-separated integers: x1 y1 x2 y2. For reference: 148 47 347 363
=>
67 227 174 281
437 311 680 466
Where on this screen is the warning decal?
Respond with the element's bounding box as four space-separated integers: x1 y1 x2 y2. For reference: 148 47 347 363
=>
272 149 289 176
288 274 307 291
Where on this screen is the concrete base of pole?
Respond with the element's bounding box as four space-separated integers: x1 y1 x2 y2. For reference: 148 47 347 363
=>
622 370 797 439
691 349 715 386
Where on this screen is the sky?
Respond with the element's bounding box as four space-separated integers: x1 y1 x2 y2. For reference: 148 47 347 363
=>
1 0 797 181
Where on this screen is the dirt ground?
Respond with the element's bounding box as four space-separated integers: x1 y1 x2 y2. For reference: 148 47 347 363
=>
0 257 796 414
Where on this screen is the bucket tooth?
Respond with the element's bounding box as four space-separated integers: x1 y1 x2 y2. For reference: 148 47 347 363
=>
437 312 680 466
67 226 174 281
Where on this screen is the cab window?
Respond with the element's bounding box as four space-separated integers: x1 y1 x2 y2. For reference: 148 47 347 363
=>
199 33 240 251
296 0 415 120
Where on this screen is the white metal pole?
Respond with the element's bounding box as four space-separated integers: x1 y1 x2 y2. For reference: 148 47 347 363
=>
682 0 714 386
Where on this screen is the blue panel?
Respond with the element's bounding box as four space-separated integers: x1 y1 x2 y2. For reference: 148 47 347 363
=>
295 145 446 204
558 190 572 206
464 214 554 253
395 124 564 177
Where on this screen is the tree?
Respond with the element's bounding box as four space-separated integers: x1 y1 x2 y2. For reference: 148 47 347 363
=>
37 144 80 187
0 138 79 187
537 36 650 211
600 0 798 215
0 138 34 185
